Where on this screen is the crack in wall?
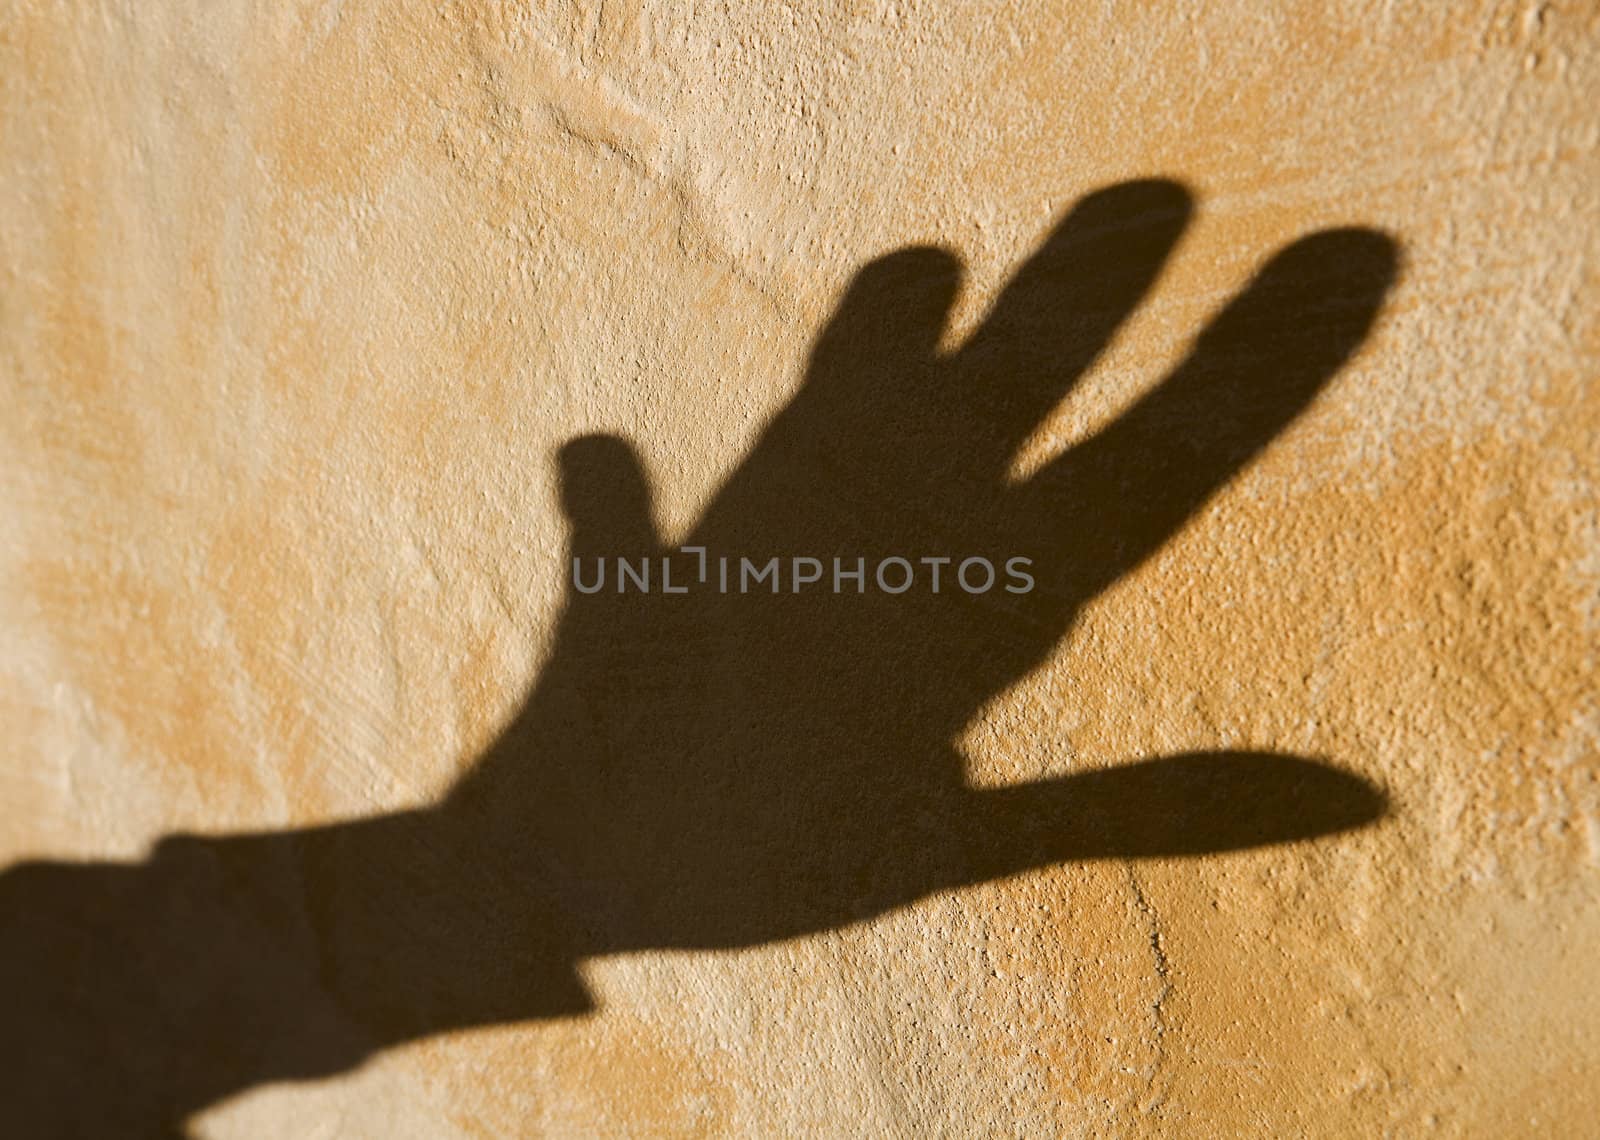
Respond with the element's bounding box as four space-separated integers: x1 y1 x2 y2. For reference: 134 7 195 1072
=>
1125 864 1172 1115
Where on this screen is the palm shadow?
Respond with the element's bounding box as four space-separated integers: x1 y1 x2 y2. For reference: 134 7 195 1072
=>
0 180 1398 1138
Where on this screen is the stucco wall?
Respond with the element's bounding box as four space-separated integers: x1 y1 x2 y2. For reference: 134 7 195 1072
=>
2 2 1596 1136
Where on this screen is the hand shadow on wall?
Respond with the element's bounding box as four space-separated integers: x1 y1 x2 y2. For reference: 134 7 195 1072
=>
1 180 1397 1138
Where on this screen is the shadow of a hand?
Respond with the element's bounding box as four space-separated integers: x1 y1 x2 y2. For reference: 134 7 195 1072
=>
0 180 1397 1137
416 180 1396 962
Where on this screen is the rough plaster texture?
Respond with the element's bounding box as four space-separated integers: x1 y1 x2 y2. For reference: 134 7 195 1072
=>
1 1 1597 1136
